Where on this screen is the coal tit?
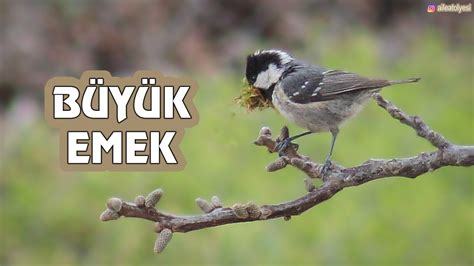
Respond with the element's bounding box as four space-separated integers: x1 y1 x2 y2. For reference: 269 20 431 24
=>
245 49 420 172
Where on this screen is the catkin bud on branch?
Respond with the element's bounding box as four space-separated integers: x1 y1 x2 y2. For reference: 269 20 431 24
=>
100 209 120 221
154 228 173 254
107 198 123 212
145 189 163 208
196 198 215 213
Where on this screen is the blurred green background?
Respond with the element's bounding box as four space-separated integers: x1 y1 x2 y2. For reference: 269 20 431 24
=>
1 0 473 265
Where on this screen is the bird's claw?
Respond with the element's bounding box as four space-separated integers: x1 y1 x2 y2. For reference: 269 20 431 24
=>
276 138 291 156
321 159 332 175
276 138 298 156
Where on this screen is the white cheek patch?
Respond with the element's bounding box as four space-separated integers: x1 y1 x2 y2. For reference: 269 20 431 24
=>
254 64 283 89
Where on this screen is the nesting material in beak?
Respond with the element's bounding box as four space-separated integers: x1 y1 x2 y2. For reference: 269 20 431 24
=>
235 78 273 111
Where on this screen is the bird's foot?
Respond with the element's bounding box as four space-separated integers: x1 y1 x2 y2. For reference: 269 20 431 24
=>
321 159 333 175
275 138 298 156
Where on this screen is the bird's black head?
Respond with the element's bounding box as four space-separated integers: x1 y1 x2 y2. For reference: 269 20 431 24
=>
246 50 293 91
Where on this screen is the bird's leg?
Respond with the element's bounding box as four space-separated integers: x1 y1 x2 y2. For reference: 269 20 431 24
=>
322 128 339 174
276 131 312 156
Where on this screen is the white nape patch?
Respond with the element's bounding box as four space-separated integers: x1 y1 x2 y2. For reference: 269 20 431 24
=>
254 63 283 89
253 49 293 65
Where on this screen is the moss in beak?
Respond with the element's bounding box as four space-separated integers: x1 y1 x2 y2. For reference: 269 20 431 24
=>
235 78 273 111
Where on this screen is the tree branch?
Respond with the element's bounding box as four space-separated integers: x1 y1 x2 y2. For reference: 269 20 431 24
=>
100 94 474 254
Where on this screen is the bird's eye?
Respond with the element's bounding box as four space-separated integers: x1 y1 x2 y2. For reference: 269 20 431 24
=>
252 75 257 82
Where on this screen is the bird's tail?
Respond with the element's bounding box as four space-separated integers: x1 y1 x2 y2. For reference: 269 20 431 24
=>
388 78 421 85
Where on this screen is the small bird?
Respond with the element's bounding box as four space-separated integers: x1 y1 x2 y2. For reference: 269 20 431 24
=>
245 49 420 172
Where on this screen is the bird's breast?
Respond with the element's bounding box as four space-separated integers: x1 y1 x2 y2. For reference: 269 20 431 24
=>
272 85 331 132
272 85 369 132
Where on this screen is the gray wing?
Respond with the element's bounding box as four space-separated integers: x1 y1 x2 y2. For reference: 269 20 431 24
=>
282 69 389 104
